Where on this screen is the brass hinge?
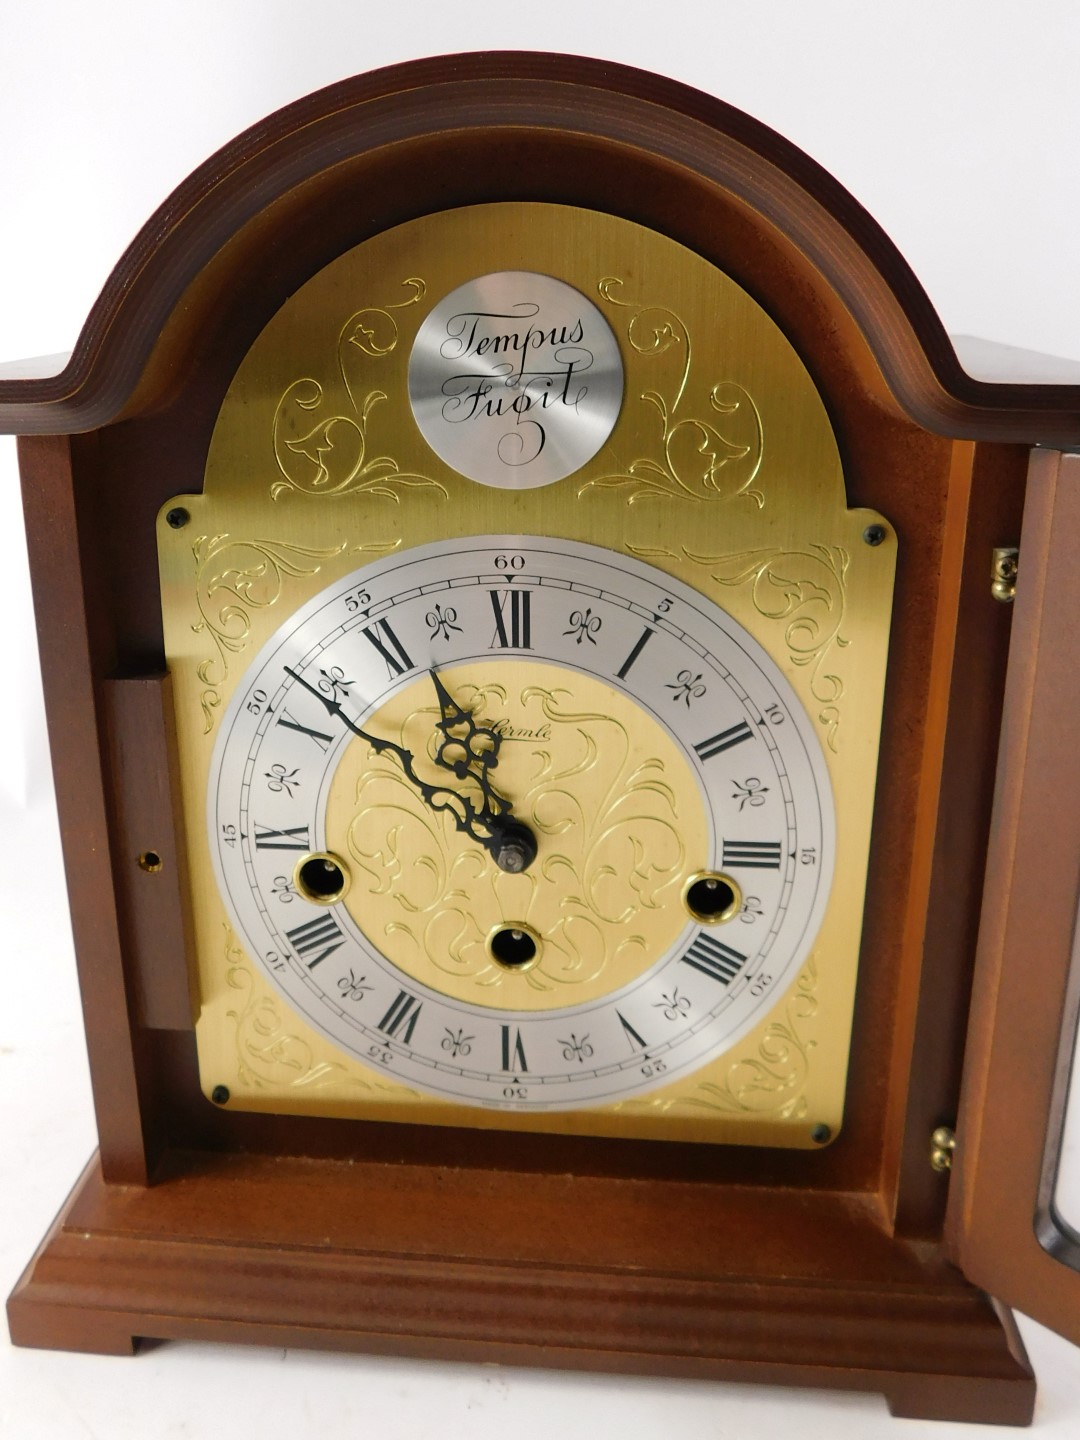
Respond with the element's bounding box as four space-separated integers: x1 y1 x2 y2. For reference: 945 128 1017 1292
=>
931 1126 957 1172
991 547 1019 602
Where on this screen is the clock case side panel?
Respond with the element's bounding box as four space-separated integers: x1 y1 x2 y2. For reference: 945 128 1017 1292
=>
884 437 1028 1239
0 60 1030 1217
14 433 174 1184
947 448 1080 1346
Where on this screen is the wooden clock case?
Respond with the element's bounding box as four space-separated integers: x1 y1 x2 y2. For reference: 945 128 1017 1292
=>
3 52 1080 1425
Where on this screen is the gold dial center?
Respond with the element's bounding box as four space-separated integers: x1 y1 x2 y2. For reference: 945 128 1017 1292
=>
325 660 709 1011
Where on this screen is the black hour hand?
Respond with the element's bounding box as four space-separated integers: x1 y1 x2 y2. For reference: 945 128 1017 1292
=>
427 670 536 872
429 668 502 783
282 665 534 873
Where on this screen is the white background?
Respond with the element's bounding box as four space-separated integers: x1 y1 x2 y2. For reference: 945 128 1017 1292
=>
2 3 1080 1436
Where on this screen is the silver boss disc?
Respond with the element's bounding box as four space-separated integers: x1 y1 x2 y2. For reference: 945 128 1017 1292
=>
408 271 624 488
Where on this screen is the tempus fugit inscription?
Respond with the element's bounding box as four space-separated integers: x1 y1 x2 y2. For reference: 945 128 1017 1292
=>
408 271 624 487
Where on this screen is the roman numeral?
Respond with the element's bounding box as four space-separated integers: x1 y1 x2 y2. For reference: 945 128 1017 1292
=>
616 625 654 679
500 1024 528 1073
285 913 345 969
721 839 783 869
377 989 422 1044
253 823 311 851
277 709 334 752
489 589 532 649
680 932 748 986
361 618 415 678
693 721 753 761
616 1011 648 1052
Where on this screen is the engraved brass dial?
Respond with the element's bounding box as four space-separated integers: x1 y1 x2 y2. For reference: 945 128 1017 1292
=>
160 201 897 1146
207 537 834 1110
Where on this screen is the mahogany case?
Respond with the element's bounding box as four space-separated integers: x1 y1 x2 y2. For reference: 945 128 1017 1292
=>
3 53 1080 1425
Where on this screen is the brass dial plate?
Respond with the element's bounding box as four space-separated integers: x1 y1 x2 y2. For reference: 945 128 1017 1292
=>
205 538 833 1110
158 202 897 1147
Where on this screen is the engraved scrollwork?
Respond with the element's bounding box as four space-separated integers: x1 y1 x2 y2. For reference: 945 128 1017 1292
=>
695 543 849 752
631 541 850 751
338 678 698 1000
271 277 448 502
222 926 394 1095
580 277 763 507
622 958 819 1120
679 957 818 1118
192 532 348 731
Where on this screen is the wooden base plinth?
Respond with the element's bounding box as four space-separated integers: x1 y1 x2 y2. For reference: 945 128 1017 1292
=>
8 1151 1035 1425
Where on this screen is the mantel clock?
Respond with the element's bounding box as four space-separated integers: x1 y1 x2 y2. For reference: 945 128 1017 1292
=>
3 54 1080 1426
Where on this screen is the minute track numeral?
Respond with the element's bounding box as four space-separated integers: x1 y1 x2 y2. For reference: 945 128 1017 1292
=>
693 721 753 760
253 823 311 851
377 989 423 1044
680 932 748 986
361 617 415 678
489 589 532 649
285 913 345 969
722 839 783 869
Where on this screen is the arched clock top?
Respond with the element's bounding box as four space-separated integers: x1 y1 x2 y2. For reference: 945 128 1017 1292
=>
0 52 1077 446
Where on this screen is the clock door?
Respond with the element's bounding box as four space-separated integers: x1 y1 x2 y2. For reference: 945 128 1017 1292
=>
947 446 1080 1344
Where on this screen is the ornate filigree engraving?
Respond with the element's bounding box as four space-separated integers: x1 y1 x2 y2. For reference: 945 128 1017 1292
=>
622 957 818 1120
631 541 850 751
222 925 395 1095
580 277 764 507
681 958 818 1118
700 544 849 751
329 668 707 1009
272 278 448 502
192 533 349 731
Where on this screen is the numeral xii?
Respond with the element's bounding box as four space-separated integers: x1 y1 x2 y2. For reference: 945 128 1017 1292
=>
490 589 532 649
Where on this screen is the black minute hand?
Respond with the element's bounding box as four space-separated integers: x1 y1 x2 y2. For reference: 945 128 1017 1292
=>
281 665 535 871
